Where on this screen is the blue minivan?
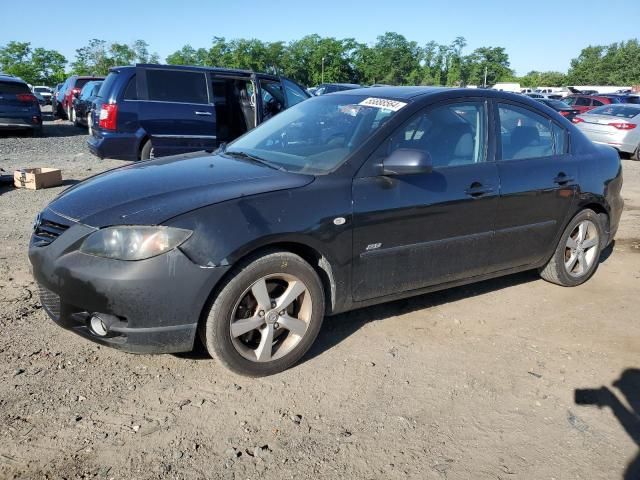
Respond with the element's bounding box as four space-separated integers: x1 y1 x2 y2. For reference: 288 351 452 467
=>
88 64 310 160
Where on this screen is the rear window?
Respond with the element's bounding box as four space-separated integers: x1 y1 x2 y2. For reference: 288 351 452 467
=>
75 78 93 89
0 81 30 94
588 105 640 119
146 69 208 104
619 96 640 104
34 87 49 93
97 72 119 98
543 99 570 109
575 97 591 106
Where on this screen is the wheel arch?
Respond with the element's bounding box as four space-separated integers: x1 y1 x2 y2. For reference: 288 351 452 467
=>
198 240 339 332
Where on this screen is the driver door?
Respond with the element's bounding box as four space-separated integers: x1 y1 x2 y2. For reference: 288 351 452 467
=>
351 100 499 301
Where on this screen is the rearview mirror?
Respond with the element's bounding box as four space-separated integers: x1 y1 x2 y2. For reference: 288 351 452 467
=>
382 148 433 176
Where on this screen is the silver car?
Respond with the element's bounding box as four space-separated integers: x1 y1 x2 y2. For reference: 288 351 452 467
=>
573 104 640 160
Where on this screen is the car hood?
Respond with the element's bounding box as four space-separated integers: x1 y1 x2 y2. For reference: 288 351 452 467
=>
48 152 314 227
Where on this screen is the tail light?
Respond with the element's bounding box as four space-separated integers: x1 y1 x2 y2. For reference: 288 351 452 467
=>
16 93 37 104
559 111 570 117
608 122 636 130
572 117 584 124
98 103 118 131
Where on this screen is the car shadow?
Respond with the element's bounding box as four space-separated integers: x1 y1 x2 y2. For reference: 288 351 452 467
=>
175 246 619 364
575 369 640 479
304 246 616 364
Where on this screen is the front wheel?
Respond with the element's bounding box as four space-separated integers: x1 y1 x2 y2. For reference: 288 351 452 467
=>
200 251 325 376
632 145 640 161
539 209 603 286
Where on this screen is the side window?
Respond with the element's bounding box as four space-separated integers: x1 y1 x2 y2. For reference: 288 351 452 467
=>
498 103 564 160
575 97 591 106
283 79 308 107
592 99 604 107
123 75 137 100
146 69 208 104
564 97 576 106
259 80 285 121
384 101 487 168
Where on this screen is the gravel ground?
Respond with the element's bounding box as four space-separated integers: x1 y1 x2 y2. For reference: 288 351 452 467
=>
1 108 639 479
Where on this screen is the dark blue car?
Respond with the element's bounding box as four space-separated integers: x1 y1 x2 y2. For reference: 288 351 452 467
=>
88 64 310 160
0 75 42 135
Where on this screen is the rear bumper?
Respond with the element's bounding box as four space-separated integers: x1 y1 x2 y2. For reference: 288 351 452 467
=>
29 212 229 353
87 129 141 161
0 116 42 130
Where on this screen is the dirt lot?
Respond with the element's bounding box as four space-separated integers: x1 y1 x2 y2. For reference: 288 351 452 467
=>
1 108 639 480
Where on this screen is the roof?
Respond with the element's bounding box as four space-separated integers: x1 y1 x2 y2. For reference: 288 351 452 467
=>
337 86 448 100
111 64 281 81
0 74 27 84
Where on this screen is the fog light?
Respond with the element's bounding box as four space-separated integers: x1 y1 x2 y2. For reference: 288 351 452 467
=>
90 315 108 336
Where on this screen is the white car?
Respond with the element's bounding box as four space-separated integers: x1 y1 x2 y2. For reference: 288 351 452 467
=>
573 104 640 160
32 86 52 104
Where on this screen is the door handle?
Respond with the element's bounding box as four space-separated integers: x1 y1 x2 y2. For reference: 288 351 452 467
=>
553 173 575 185
465 183 494 198
194 111 212 116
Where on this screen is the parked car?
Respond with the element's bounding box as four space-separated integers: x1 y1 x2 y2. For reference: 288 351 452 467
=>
51 83 64 116
312 83 361 95
573 104 640 160
88 64 310 160
72 80 102 133
57 75 104 120
597 94 640 105
0 74 42 135
33 86 52 104
30 87 623 376
33 91 47 106
535 98 580 120
563 95 615 114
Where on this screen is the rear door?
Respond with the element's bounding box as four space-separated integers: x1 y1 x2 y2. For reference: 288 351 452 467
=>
256 76 286 123
136 67 216 156
490 101 577 271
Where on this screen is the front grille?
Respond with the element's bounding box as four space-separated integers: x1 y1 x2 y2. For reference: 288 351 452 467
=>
32 213 72 246
38 284 61 319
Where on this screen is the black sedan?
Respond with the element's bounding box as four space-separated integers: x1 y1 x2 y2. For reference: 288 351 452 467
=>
72 80 102 133
29 88 623 376
535 98 580 121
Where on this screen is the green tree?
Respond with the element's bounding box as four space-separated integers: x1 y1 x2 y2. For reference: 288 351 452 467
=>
0 41 67 85
462 47 513 86
519 70 567 87
567 40 640 85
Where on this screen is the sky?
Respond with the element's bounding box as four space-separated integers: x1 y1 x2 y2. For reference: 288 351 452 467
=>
2 0 639 76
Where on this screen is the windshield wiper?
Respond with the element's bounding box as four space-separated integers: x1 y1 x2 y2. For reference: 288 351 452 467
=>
224 150 286 172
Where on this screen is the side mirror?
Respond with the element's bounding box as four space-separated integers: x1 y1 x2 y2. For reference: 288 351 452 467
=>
382 148 433 176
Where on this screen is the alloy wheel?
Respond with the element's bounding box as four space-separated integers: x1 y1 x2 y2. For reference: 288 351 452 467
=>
230 274 311 362
564 219 599 277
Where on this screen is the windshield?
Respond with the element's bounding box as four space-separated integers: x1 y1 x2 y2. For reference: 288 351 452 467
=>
588 105 640 119
226 95 406 174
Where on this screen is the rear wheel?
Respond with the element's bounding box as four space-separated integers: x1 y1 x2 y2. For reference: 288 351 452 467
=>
200 251 325 376
140 139 154 160
87 113 93 136
72 108 80 126
539 209 603 286
632 145 640 161
66 104 72 121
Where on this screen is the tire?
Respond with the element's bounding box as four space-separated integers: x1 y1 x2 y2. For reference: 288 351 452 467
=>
539 209 603 286
200 251 325 376
87 113 93 136
66 105 72 121
632 145 640 161
72 108 80 127
140 139 154 160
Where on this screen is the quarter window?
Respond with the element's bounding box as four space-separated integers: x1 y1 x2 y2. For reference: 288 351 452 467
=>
498 104 566 160
383 101 487 168
146 69 208 104
575 97 591 106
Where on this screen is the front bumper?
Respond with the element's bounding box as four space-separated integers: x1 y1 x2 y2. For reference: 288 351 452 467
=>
29 210 229 353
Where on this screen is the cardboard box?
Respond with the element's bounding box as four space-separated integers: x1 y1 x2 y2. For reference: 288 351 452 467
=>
14 168 63 190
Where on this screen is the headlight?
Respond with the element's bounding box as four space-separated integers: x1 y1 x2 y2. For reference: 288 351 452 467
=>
79 226 192 261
